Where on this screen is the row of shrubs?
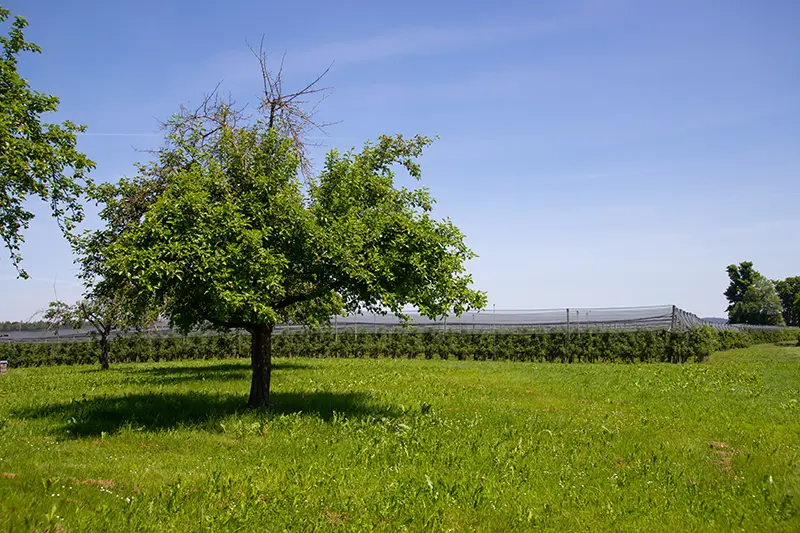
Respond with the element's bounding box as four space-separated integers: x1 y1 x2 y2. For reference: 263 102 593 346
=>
1 326 797 368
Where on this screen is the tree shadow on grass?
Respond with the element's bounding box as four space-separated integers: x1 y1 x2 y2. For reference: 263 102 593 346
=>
76 360 311 375
89 360 313 385
126 360 312 374
16 390 398 438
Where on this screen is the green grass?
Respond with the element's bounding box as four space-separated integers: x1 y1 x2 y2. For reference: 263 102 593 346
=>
1 344 799 532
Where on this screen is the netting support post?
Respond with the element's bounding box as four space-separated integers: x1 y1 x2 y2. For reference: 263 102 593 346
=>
492 304 496 359
566 308 571 337
566 308 570 353
669 305 677 332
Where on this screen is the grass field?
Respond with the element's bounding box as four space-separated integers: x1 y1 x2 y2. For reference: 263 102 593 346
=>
1 344 798 532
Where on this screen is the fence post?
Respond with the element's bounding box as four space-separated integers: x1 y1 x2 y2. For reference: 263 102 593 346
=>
670 305 677 332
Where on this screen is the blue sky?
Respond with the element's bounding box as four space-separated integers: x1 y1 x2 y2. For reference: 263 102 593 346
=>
1 0 799 321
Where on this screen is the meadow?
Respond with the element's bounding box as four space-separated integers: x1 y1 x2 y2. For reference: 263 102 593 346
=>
0 343 798 531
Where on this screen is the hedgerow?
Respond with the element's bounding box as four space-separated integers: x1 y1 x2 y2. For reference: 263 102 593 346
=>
1 326 796 368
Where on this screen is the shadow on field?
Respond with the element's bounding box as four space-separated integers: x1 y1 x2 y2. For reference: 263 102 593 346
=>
115 361 311 385
16 390 396 438
127 361 312 374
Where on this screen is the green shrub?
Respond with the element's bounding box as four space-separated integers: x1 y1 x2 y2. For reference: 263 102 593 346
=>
687 326 720 362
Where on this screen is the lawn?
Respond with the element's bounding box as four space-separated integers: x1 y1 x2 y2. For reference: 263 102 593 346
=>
1 344 798 532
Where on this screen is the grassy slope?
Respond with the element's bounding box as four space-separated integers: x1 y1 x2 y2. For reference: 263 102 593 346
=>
0 344 798 532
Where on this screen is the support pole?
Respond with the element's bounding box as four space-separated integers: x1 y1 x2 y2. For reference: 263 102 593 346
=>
566 308 570 338
492 304 496 359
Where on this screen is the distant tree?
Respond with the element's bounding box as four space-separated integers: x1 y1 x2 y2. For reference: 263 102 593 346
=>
43 300 77 337
724 262 757 309
774 276 800 327
44 296 137 369
75 297 136 370
0 7 95 277
724 262 784 326
93 104 486 408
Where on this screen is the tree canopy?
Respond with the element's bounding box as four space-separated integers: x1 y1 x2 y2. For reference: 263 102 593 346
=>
91 99 486 407
0 6 95 277
724 262 784 326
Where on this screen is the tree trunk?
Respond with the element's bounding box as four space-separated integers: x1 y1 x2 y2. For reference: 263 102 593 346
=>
99 335 110 370
248 324 273 408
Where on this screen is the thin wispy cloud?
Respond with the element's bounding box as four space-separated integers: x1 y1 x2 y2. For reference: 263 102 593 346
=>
295 21 561 67
197 2 609 89
293 0 622 68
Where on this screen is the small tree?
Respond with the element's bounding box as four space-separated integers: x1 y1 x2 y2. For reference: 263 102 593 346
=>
724 262 784 326
44 296 133 370
774 276 800 327
76 297 134 370
96 111 485 408
43 300 77 338
0 7 95 277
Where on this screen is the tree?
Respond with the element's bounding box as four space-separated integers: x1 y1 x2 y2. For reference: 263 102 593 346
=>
0 6 95 278
44 295 134 369
94 100 485 407
75 297 137 370
724 262 784 326
774 276 800 327
724 261 758 309
43 300 77 337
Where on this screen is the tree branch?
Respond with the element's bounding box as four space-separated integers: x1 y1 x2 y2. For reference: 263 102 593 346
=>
274 286 331 310
197 309 251 330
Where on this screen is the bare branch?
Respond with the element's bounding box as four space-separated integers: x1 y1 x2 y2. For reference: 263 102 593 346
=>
245 37 336 177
